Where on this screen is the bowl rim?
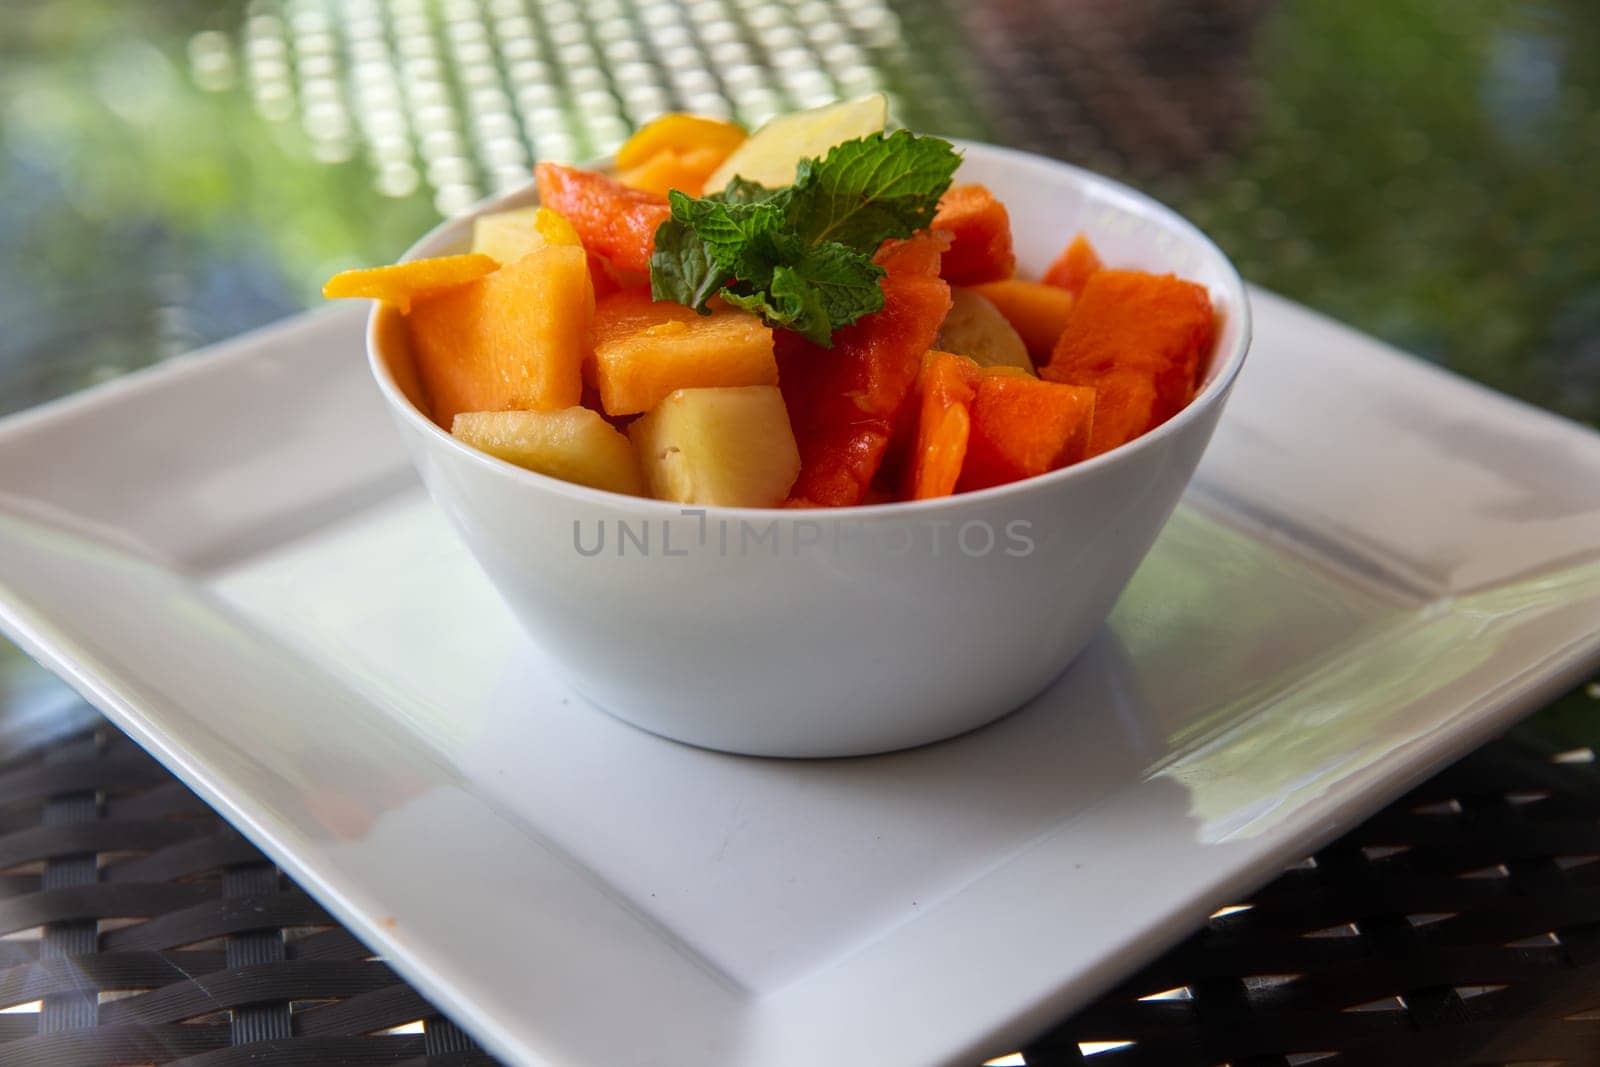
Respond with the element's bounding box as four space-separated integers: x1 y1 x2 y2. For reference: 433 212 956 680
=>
366 137 1253 520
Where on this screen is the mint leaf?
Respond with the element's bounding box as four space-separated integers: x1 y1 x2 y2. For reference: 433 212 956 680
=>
791 130 961 249
668 190 772 255
791 242 887 326
651 189 788 311
708 176 783 205
650 216 724 310
648 128 959 345
722 243 885 346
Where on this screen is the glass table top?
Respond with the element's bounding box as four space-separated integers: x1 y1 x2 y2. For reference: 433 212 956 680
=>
2 0 1597 823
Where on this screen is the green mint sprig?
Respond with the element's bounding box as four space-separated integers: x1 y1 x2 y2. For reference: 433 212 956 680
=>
649 130 961 347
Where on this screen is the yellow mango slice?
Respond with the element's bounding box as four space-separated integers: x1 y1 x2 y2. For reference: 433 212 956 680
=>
615 113 747 170
322 254 498 314
617 145 727 198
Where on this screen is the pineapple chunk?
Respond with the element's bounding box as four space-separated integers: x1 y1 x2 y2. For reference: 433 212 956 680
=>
592 299 777 416
937 288 1035 374
452 408 643 496
703 93 888 192
629 387 800 507
471 206 582 265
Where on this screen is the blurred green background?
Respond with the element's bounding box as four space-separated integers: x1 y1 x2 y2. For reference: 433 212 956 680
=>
5 0 1598 419
1 0 1597 728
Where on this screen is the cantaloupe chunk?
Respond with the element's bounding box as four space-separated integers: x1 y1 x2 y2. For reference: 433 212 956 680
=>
937 288 1033 373
1042 269 1214 454
705 93 888 191
957 374 1096 491
598 314 778 416
615 113 747 170
1043 233 1103 296
590 288 699 348
322 254 498 313
584 287 688 389
590 294 777 416
534 162 670 273
453 408 643 496
968 279 1076 360
909 351 978 500
629 386 800 507
407 244 593 426
932 184 1016 285
595 294 780 419
471 206 582 265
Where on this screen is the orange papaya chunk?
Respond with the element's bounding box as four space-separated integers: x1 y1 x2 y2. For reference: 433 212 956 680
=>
1042 269 1214 430
909 350 979 500
968 279 1076 360
1079 371 1160 458
322 253 498 313
1043 233 1103 296
931 183 1016 285
535 162 670 274
957 374 1096 491
788 424 894 509
407 244 592 427
873 230 950 278
780 272 953 506
587 253 624 302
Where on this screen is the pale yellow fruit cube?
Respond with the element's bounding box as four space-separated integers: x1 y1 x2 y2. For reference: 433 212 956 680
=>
629 386 800 507
704 93 888 192
452 408 643 496
470 206 582 266
937 288 1036 374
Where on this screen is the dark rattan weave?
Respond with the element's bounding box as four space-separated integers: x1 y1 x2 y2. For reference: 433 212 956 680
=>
3 701 1600 1066
1023 726 1600 1066
0 724 495 1066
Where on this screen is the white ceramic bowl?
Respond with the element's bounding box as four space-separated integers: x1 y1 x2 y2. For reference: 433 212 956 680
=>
368 141 1251 758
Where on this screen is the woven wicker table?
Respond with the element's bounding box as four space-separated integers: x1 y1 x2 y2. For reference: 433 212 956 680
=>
4 0 1598 1062
0 676 1595 1066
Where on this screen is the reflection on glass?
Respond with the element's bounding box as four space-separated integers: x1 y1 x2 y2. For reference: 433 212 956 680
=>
1161 558 1600 840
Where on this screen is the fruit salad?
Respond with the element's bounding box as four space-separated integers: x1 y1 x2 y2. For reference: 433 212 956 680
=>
326 95 1218 508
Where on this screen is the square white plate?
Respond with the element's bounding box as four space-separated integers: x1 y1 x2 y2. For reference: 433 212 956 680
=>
1 292 1598 1066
